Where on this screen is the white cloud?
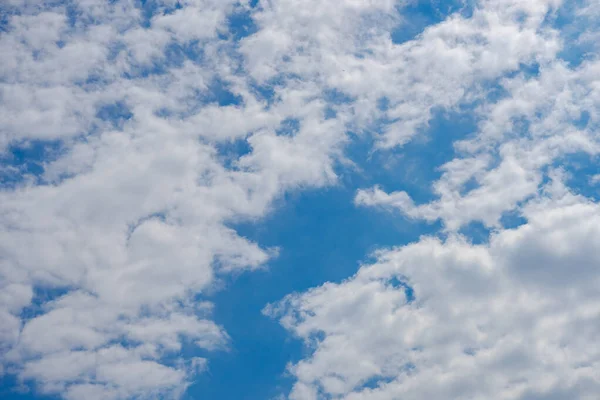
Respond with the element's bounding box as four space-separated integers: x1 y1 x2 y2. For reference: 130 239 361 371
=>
357 56 600 230
242 0 562 148
2 0 598 399
269 182 600 399
260 1 600 399
0 0 349 398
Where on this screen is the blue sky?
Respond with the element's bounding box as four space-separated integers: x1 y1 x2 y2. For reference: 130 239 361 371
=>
1 1 600 400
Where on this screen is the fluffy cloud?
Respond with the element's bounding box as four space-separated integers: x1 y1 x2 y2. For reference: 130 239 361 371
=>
243 0 562 148
356 36 600 230
2 0 599 399
269 181 600 400
264 1 600 399
0 0 348 398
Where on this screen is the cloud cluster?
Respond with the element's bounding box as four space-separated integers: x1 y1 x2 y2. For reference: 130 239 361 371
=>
243 0 562 148
270 180 600 400
2 0 600 399
0 0 348 398
356 57 600 230
266 1 600 399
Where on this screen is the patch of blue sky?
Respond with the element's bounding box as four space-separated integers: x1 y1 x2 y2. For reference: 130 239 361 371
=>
488 150 600 233
247 74 299 109
0 376 59 400
513 62 541 79
387 277 416 303
499 209 528 230
275 117 300 136
574 110 591 130
469 62 541 115
214 138 252 170
168 77 243 118
64 1 79 28
458 221 493 245
391 0 475 45
159 77 243 119
322 89 355 119
76 71 115 90
0 140 64 188
19 287 71 322
215 118 298 171
206 78 243 107
137 0 182 29
2 107 133 190
187 103 470 397
361 375 399 390
357 105 479 205
249 80 278 106
356 363 416 392
523 148 600 209
0 5 15 33
557 152 600 202
191 181 437 400
163 40 206 67
225 7 258 41
96 101 133 128
185 291 299 400
323 88 356 105
546 0 598 67
376 96 391 112
458 176 480 196
120 50 178 80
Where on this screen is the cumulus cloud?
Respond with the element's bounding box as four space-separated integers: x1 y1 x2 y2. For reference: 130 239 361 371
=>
0 0 349 397
356 26 600 230
2 0 600 399
264 0 600 399
356 58 600 230
242 0 562 148
269 181 600 400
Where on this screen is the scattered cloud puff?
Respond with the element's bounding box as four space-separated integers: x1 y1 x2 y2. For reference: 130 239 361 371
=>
1 0 600 399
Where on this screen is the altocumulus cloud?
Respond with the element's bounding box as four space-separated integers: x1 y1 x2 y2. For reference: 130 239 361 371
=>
1 0 600 399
